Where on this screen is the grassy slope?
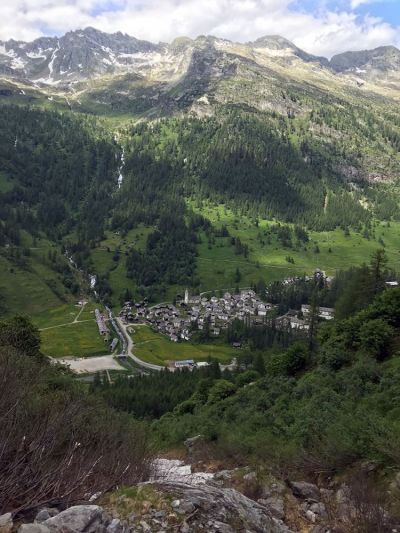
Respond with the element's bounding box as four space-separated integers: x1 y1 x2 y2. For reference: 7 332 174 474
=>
87 201 400 305
34 301 110 358
0 254 64 315
130 325 236 366
190 201 400 292
40 321 109 358
0 231 77 315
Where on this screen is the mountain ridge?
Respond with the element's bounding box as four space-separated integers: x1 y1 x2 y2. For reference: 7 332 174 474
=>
0 27 398 86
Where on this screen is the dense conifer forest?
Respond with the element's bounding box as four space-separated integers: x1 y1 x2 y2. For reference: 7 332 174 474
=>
0 102 399 304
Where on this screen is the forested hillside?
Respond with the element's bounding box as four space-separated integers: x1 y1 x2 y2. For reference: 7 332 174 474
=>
93 260 400 477
0 100 400 308
0 106 118 245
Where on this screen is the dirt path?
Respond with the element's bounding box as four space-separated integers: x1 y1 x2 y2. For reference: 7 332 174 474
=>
73 301 87 323
40 318 94 331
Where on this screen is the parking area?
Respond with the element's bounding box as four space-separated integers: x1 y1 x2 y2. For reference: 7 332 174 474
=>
57 355 124 374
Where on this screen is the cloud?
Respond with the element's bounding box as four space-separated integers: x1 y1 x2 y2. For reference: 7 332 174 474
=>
0 0 398 57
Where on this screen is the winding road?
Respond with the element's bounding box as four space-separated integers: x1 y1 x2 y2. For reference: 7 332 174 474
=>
107 307 164 371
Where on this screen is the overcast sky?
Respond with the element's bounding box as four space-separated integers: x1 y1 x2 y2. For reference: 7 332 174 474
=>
0 0 399 57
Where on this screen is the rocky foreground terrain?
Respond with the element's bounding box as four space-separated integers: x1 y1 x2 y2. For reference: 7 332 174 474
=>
2 446 400 533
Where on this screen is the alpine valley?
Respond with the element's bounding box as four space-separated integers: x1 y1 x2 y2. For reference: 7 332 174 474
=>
2 27 400 532
1 28 399 310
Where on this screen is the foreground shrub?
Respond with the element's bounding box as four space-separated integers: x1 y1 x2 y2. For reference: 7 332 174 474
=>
0 346 150 514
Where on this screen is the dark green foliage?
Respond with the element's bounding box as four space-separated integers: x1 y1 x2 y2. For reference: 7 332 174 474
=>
0 315 41 356
151 288 400 472
0 105 117 245
0 319 149 514
92 365 230 419
333 249 389 319
120 110 373 232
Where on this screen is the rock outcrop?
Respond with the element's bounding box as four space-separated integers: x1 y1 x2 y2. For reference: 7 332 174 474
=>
14 482 292 533
150 480 292 532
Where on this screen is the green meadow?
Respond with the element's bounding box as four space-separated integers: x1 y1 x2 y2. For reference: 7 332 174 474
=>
129 325 236 366
32 301 109 358
189 201 400 292
40 320 109 358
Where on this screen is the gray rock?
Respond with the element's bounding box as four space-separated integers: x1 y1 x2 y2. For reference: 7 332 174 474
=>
106 518 128 533
290 481 320 501
44 505 107 532
271 481 286 495
258 496 285 520
19 526 51 533
128 513 136 524
153 479 293 532
0 513 13 533
172 499 195 514
213 469 236 482
309 502 327 519
35 511 51 523
305 509 317 523
336 484 350 504
261 479 286 499
139 521 151 532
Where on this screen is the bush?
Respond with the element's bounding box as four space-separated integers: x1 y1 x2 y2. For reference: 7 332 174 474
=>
208 380 237 403
0 346 150 514
236 370 261 388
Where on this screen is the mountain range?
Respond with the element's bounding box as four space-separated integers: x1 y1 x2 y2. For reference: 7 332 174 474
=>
0 27 399 84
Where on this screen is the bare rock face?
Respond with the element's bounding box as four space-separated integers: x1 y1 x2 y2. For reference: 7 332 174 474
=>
19 506 128 533
151 480 293 532
42 505 108 532
19 525 51 533
34 509 59 523
289 481 321 501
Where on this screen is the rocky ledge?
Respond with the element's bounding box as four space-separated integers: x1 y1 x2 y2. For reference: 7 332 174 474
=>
1 480 291 533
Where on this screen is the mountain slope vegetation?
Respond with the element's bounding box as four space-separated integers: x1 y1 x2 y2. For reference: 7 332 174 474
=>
0 29 399 310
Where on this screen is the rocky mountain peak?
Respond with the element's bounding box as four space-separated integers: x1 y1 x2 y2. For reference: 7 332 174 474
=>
0 28 399 93
330 44 400 73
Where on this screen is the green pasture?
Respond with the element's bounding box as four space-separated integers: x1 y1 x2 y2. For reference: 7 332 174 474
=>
188 200 400 292
40 320 109 358
129 325 236 366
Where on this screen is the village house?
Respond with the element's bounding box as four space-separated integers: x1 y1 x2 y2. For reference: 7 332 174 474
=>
301 304 335 320
127 289 277 344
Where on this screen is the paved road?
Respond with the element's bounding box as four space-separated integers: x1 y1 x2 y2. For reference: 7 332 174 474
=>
115 316 164 372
